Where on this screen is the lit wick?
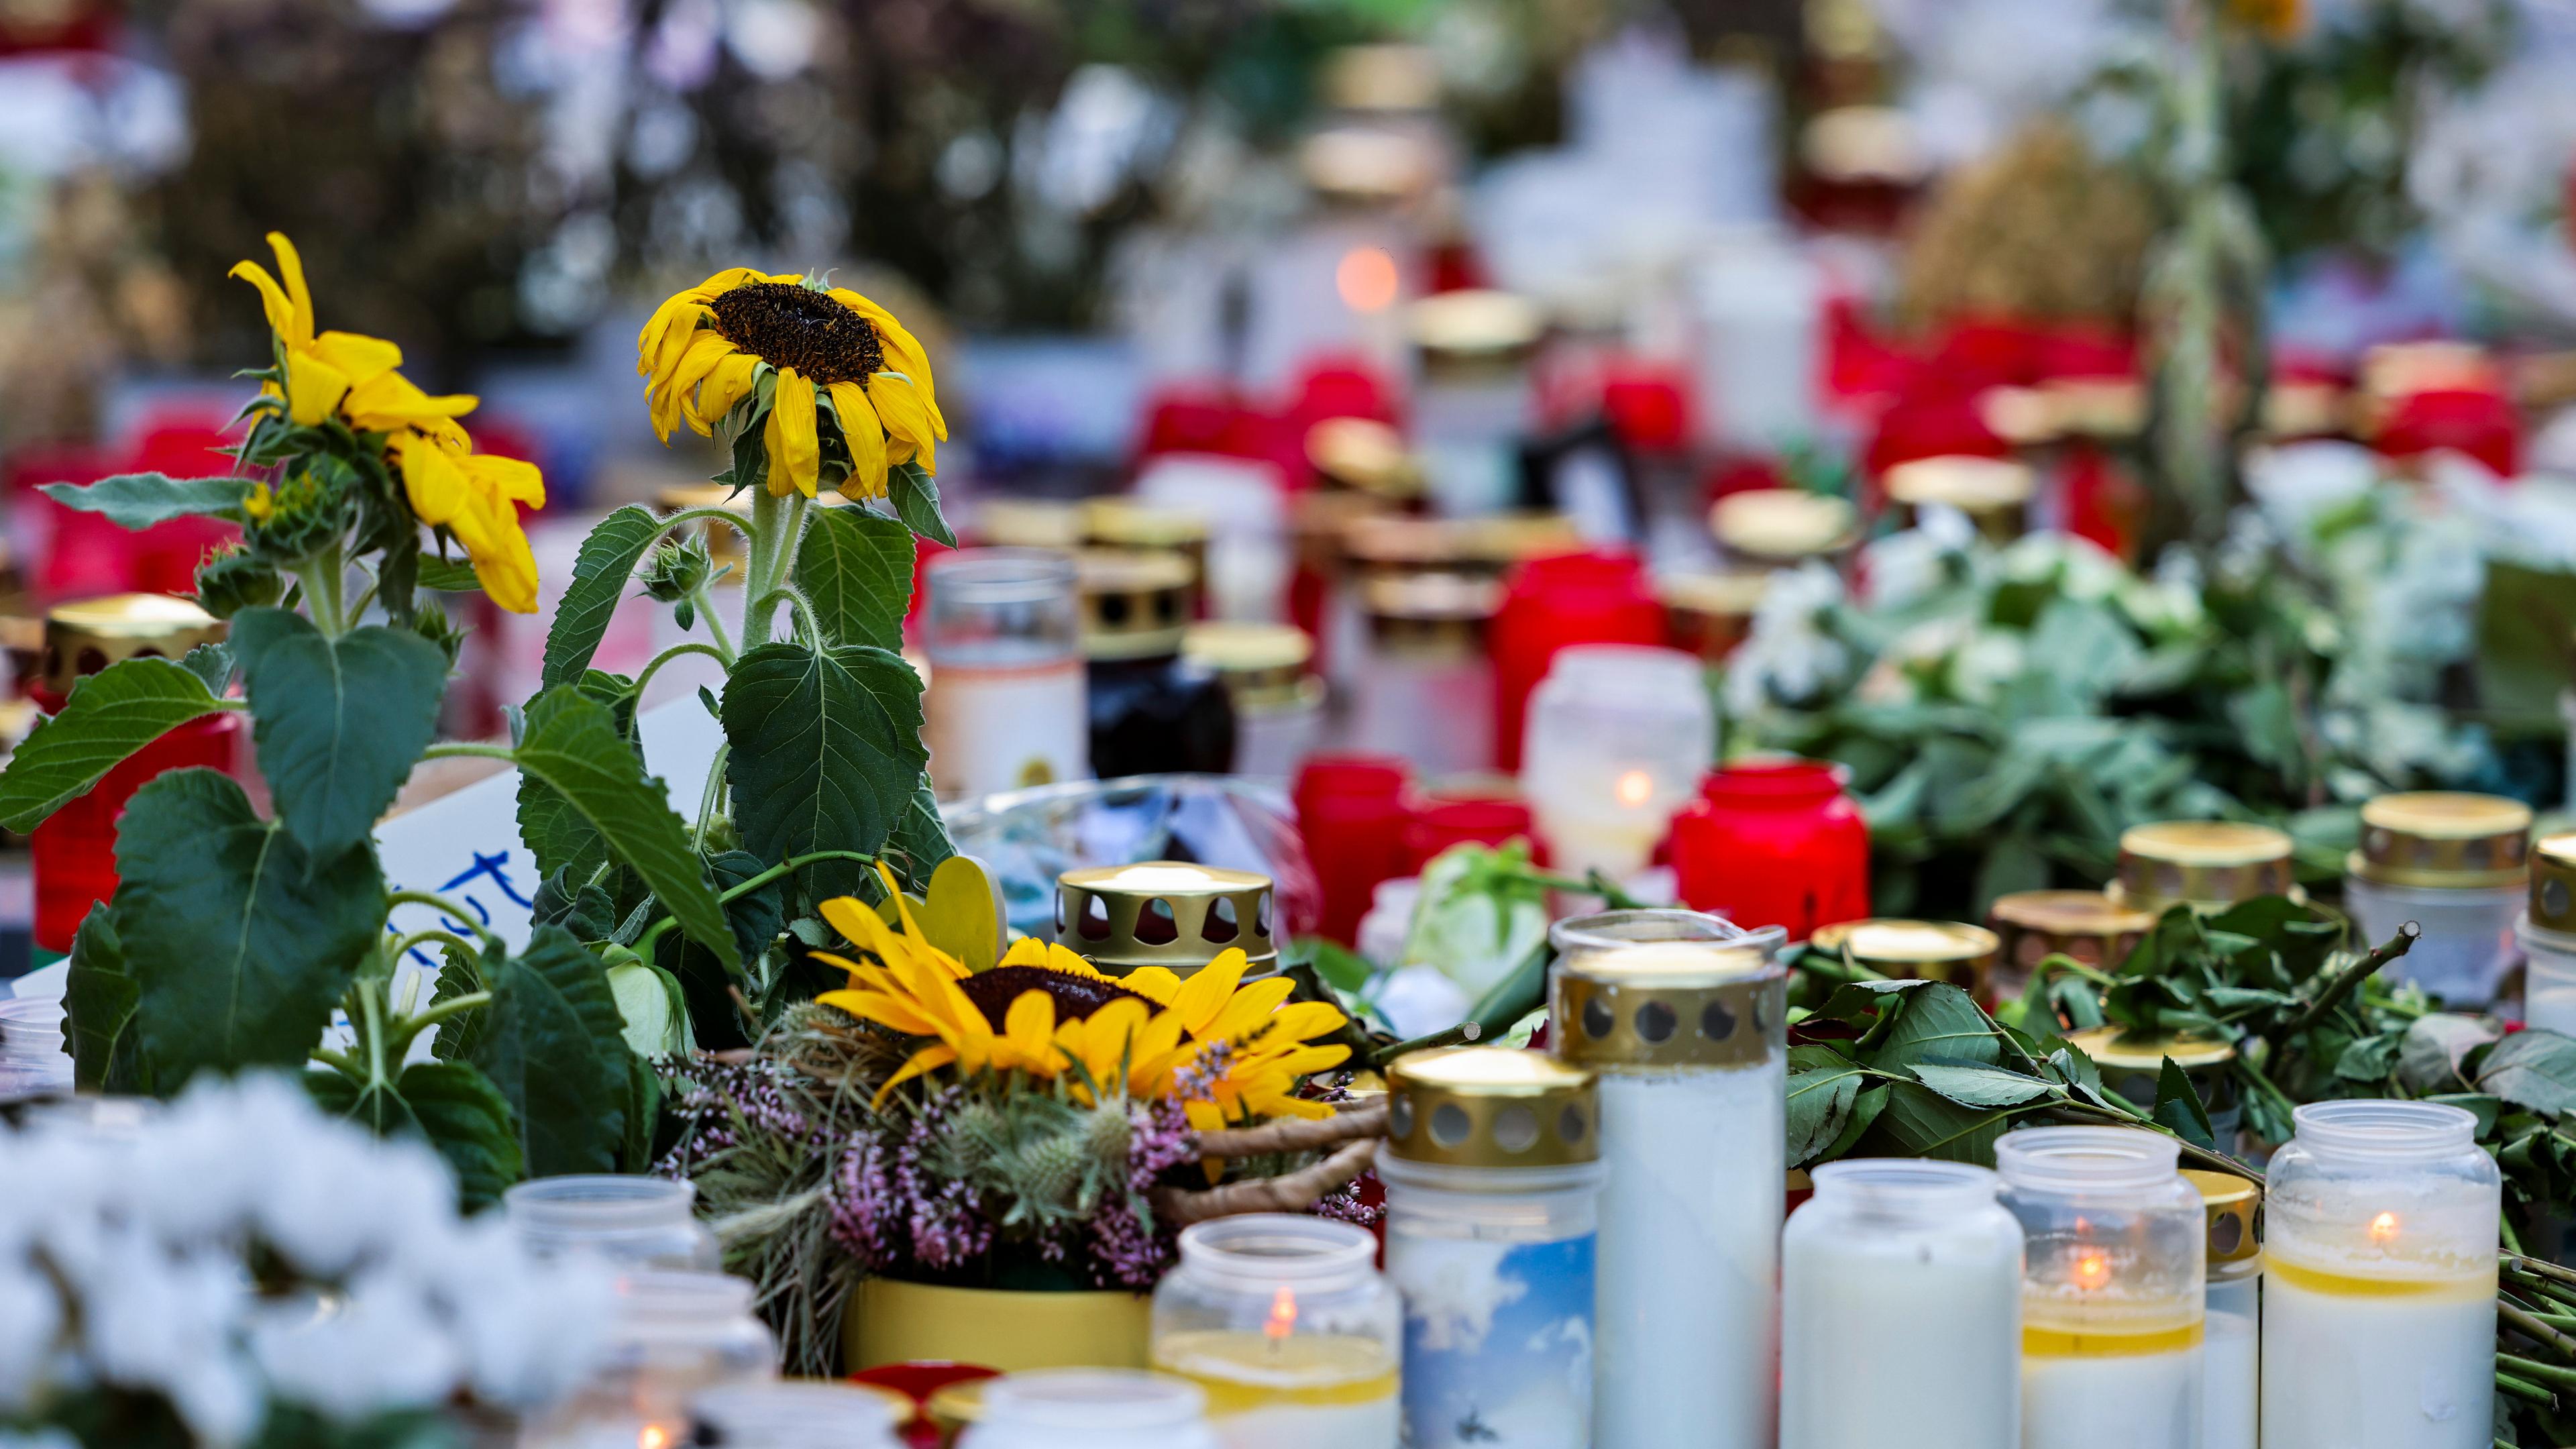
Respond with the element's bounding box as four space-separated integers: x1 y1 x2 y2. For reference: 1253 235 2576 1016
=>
639 1428 669 1449
1615 769 1654 808
2074 1250 2110 1291
2369 1211 2400 1244
1266 1284 1297 1356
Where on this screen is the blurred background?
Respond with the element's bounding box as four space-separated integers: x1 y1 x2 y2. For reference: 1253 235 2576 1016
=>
13 0 2576 944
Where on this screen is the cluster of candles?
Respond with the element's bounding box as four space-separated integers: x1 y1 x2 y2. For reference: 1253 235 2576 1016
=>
1127 908 2505 1449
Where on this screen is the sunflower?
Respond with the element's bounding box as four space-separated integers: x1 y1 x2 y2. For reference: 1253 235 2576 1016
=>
636 270 945 500
390 433 545 613
812 871 1348 1117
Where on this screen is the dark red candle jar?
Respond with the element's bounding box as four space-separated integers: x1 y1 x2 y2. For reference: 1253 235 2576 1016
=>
1669 757 1870 941
1402 795 1536 871
1293 754 1413 946
30 595 236 954
1489 551 1662 771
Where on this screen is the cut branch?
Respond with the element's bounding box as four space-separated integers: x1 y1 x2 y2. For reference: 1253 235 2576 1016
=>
1192 1101 1388 1159
1153 1138 1378 1226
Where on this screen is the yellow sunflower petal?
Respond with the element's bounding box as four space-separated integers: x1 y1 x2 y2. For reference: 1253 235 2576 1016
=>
1202 976 1299 1044
637 290 710 377
655 331 737 442
814 987 945 1038
867 373 938 471
1121 967 1183 1007
1002 990 1061 1073
394 432 468 527
871 1042 959 1108
826 380 888 498
343 371 479 434
1257 1043 1351 1076
1169 949 1252 1035
690 354 761 437
309 331 401 385
229 260 299 345
1079 998 1151 1086
283 351 353 428
1256 1000 1349 1045
998 936 1050 970
764 368 819 498
830 289 943 421
265 233 316 349
462 452 545 510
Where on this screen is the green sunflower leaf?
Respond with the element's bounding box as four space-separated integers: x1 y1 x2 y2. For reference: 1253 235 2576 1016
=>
539 504 667 691
888 461 957 547
723 642 928 900
116 769 386 1088
39 472 252 528
470 924 634 1177
64 904 144 1093
794 503 914 651
232 609 449 857
0 657 231 833
511 685 737 973
418 555 484 593
307 1057 525 1210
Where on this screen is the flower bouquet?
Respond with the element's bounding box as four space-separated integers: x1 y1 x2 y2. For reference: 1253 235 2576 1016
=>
659 866 1378 1373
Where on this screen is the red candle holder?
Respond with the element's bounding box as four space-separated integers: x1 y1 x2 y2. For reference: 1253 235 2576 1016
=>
1402 796 1536 872
1489 551 1662 772
1669 757 1870 941
1293 754 1413 946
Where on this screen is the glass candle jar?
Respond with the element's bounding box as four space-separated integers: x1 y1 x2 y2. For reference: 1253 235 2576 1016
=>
2261 1101 2500 1449
690 1381 907 1448
1549 910 1788 1449
1519 645 1713 885
921 548 1089 800
1996 1126 2205 1449
2345 791 2530 1007
1183 623 1324 785
1079 549 1236 779
1409 289 1542 519
2062 1028 2241 1151
1379 1046 1605 1448
962 1371 1220 1449
1150 1215 1399 1449
1668 758 1870 940
2184 1170 2262 1449
1780 1161 2023 1449
531 1270 777 1448
504 1176 721 1271
1986 891 2154 1001
2520 830 2576 1033
1487 552 1664 773
1354 572 1501 778
1806 918 2000 1004
1293 755 1413 947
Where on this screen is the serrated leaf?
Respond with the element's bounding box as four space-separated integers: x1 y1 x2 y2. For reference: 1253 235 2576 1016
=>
64 905 140 1093
0 658 231 833
1786 1044 1867 1167
708 849 786 970
2477 1029 2576 1115
2151 1057 2216 1149
470 924 634 1176
418 555 483 593
429 943 494 1063
513 687 735 971
722 642 928 900
181 643 234 696
40 472 250 527
1911 1060 2059 1110
887 462 957 546
115 770 385 1086
882 771 955 892
308 1060 523 1210
794 504 914 650
232 610 449 855
1872 982 2003 1073
1867 1079 2012 1163
540 505 667 690
625 1050 661 1173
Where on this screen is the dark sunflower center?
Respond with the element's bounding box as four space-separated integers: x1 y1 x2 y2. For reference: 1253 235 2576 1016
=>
956 965 1148 1026
708 281 883 385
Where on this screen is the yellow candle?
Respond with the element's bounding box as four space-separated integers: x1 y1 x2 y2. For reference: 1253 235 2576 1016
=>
1152 1330 1399 1449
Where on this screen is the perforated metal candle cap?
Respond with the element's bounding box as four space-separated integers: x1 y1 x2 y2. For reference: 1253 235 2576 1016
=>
1551 920 1786 1071
2112 820 2294 913
2533 833 2576 934
976 497 1087 551
1074 549 1193 660
1181 623 1316 711
2063 1024 2237 1079
1882 455 2036 539
1307 417 1425 500
2182 1169 2262 1267
1807 918 2000 995
42 594 225 696
1056 861 1277 977
1385 1046 1599 1169
1710 490 1860 566
1988 890 2156 972
2347 790 2531 890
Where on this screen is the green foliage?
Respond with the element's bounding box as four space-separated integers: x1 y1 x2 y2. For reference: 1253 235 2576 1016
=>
888 462 957 548
794 505 915 650
62 907 143 1093
468 925 640 1177
541 504 669 688
722 643 929 900
306 1060 524 1211
0 658 231 833
40 472 252 527
232 609 449 855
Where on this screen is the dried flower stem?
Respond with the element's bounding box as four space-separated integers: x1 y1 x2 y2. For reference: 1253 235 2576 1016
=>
1191 1102 1388 1159
1153 1138 1379 1226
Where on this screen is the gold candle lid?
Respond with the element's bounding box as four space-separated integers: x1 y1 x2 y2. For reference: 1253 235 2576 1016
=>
2112 820 2294 913
2348 791 2531 890
1343 515 1475 574
1363 572 1498 657
2064 1024 2237 1076
2532 832 2576 934
1551 938 1785 1071
658 482 752 573
1807 918 2000 992
1710 490 1860 566
42 594 226 695
1181 622 1316 711
2182 1168 2262 1265
2264 381 2349 439
1385 1046 1598 1169
1056 861 1277 977
1299 126 1437 205
2041 377 2148 439
1306 417 1424 500
1458 512 1582 567
1083 497 1210 550
1320 42 1440 112
976 497 1086 551
1882 455 2035 533
1988 890 2156 969
1658 570 1768 662
1074 549 1191 660
1409 290 1543 380
1979 386 2060 447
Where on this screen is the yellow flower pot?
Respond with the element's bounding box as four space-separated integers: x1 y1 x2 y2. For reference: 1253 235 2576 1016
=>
842 1277 1152 1374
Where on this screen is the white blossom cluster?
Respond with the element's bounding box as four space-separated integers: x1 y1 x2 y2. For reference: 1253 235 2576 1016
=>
0 1074 614 1446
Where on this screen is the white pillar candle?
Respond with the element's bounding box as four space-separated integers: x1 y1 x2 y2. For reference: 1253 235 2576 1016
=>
1996 1127 2206 1449
962 1370 1221 1449
1548 911 1786 1449
2261 1100 2500 1449
1150 1216 1400 1449
920 549 1089 800
1780 1160 2023 1449
2186 1169 2263 1449
1520 647 1711 883
1152 1332 1400 1449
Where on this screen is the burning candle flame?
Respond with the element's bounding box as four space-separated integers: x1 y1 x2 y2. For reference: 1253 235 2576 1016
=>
1265 1285 1298 1341
2074 1250 2110 1291
1337 248 1399 313
639 1429 669 1449
1614 769 1654 808
2370 1211 2400 1244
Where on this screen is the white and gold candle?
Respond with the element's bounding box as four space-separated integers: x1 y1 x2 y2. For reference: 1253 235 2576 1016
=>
1150 1216 1399 1449
2184 1169 2262 1449
2261 1101 2500 1449
1996 1127 2206 1449
1521 649 1712 883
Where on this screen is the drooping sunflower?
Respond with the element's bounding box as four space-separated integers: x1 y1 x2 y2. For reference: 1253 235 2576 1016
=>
229 233 546 612
811 870 1348 1118
636 270 945 501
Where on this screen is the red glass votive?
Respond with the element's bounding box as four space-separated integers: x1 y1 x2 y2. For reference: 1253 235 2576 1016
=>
1489 551 1662 773
1669 757 1871 941
31 700 237 953
1293 754 1413 946
1402 796 1536 871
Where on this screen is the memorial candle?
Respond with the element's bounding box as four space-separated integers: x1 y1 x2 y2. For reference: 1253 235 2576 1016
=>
1150 1215 1400 1449
2261 1101 2499 1449
2184 1170 2262 1449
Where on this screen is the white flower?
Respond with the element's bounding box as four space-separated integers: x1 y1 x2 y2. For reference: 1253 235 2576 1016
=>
426 1216 615 1409
1723 561 1850 716
0 1259 62 1405
248 1275 460 1419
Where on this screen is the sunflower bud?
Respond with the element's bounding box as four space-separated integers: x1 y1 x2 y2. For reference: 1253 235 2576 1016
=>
245 453 359 565
411 598 469 665
639 535 713 606
192 543 286 620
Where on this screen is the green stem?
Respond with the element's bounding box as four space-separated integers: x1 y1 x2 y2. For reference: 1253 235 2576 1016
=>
633 848 877 960
694 741 731 844
690 584 739 662
2282 922 2422 1040
635 641 731 702
345 571 380 622
358 977 388 1086
386 890 506 953
310 1046 364 1078
381 988 494 1062
1371 1020 1484 1067
2501 1353 2576 1389
389 928 478 964
751 586 820 648
2497 1372 2557 1408
296 545 348 637
741 489 788 651
422 741 516 763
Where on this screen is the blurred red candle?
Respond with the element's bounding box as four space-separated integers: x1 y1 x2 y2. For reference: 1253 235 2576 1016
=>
1669 758 1870 941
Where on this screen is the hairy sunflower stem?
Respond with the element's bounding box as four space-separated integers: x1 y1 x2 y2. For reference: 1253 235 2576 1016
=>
694 741 731 845
751 586 821 649
742 488 787 651
689 584 737 662
421 741 516 763
632 849 877 960
385 889 506 953
634 641 731 702
387 928 478 965
386 990 492 1061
